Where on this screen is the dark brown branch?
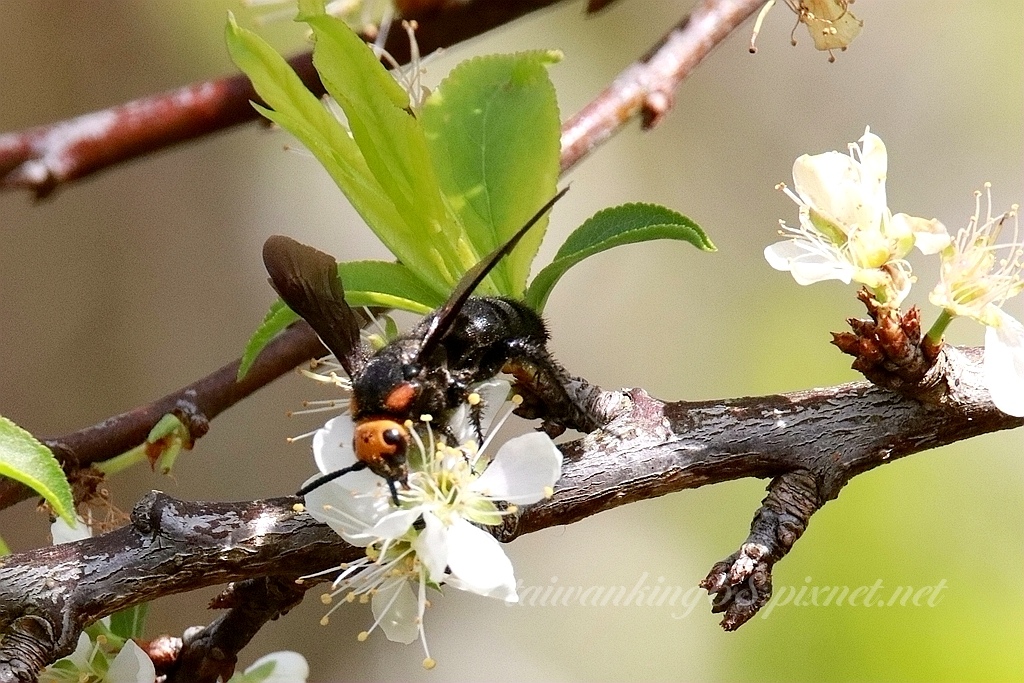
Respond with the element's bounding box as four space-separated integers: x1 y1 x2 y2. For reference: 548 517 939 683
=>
0 322 325 510
0 0 579 198
560 0 764 172
701 470 820 629
0 346 1018 681
164 577 307 683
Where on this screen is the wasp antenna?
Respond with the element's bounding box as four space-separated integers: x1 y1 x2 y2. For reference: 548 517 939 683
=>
263 235 365 377
417 187 570 361
296 460 369 497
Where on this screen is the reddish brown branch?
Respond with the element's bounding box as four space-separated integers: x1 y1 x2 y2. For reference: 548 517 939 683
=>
560 0 764 172
0 0 578 198
0 323 325 510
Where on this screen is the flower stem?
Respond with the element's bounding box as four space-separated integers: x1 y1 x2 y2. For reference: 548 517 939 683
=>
925 309 955 345
95 444 148 476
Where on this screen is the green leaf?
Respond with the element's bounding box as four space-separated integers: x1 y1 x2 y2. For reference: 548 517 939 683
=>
238 261 444 380
0 415 75 523
109 604 149 640
524 203 716 311
225 15 450 297
238 300 300 381
421 51 562 297
338 261 446 313
300 12 463 290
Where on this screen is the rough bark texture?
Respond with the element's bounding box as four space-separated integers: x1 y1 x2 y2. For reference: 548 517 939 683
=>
2 347 1016 681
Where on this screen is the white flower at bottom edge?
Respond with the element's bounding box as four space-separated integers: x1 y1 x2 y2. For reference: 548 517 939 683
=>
301 379 562 667
41 635 155 683
230 650 310 683
928 188 1024 416
982 309 1024 417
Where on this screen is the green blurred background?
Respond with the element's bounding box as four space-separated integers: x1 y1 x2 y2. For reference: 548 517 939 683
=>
1 1 1022 680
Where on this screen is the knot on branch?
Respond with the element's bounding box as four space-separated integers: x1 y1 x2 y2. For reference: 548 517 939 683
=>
0 615 57 683
700 470 821 630
831 290 944 399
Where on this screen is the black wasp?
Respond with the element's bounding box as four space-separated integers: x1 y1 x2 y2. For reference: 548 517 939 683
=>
263 188 590 504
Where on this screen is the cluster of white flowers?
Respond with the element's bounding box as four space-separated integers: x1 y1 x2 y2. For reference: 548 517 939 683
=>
766 128 1024 415
300 379 561 669
45 518 309 683
41 637 307 683
764 127 948 306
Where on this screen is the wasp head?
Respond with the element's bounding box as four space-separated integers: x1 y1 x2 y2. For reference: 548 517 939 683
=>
353 418 409 486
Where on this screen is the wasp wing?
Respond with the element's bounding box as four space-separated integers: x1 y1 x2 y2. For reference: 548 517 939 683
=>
262 235 364 377
417 186 569 362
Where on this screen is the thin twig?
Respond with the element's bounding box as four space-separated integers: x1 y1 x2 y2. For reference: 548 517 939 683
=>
0 323 325 510
0 0 579 198
560 0 764 172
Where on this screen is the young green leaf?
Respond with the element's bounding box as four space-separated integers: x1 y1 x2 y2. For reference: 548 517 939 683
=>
300 11 464 289
225 14 451 297
0 415 75 523
238 300 300 381
524 203 716 311
337 261 446 312
109 604 150 641
421 51 562 297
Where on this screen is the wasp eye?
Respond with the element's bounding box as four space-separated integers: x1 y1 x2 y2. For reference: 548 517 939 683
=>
382 428 404 446
402 363 421 380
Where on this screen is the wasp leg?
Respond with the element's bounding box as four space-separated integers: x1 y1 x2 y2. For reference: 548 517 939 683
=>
503 347 599 436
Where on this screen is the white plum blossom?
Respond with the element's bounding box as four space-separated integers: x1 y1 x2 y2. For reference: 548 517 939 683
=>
40 635 155 683
928 186 1024 416
229 651 310 683
765 127 948 305
301 379 562 668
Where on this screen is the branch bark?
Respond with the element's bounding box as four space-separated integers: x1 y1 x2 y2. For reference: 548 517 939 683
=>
0 346 1018 681
0 0 579 198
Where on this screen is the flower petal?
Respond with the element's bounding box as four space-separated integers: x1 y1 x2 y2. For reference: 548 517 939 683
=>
243 651 310 683
444 518 518 602
411 512 449 583
309 415 381 493
470 433 561 504
448 379 512 444
51 516 90 545
371 577 420 644
892 213 950 255
311 416 356 474
105 639 156 683
793 150 877 233
62 633 93 670
857 127 888 206
983 310 1024 416
764 239 855 285
471 379 512 434
304 483 392 546
368 507 421 540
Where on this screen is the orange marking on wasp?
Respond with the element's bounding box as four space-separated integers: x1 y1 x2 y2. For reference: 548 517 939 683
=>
384 383 416 412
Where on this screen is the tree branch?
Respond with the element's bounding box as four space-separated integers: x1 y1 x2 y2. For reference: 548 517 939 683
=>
0 346 1017 681
0 323 325 510
560 0 764 172
2 0 758 515
0 0 581 198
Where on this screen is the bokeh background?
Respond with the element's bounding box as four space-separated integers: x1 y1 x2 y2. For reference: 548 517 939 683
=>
1 1 1022 680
